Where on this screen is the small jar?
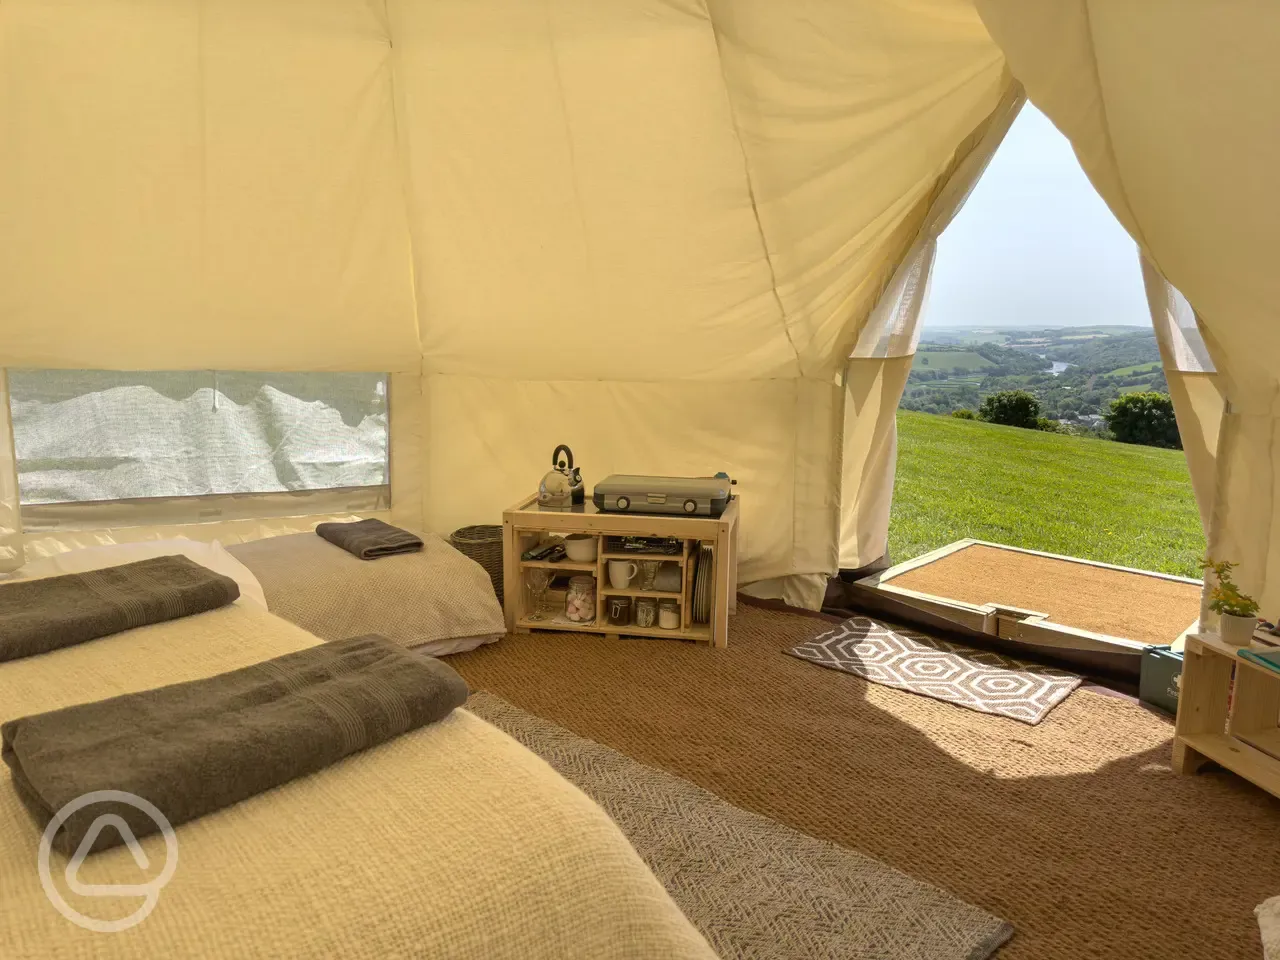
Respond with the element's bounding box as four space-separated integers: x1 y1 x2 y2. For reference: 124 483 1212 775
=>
634 596 658 629
658 599 680 630
565 576 596 623
606 595 632 627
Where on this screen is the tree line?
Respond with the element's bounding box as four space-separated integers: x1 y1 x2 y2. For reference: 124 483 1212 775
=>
951 389 1181 449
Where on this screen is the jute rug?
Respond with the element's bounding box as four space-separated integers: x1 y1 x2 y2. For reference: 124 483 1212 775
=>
789 616 1082 724
448 602 1280 960
467 691 1013 960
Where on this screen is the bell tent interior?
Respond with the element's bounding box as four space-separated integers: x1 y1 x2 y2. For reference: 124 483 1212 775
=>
1 2 1279 959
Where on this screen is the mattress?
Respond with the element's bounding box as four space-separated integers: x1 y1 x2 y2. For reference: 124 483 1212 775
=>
0 603 715 960
228 531 505 656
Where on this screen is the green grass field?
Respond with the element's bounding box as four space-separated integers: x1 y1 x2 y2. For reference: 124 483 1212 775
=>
911 350 995 373
888 410 1204 577
1106 362 1162 377
915 374 984 390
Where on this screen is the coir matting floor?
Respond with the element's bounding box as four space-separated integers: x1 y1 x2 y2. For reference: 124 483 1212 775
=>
450 601 1280 960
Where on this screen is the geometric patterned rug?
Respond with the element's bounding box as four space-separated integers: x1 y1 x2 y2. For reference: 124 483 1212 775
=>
789 616 1082 725
467 691 1014 960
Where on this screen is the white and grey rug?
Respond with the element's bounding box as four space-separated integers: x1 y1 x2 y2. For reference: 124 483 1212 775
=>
789 616 1082 725
467 691 1013 960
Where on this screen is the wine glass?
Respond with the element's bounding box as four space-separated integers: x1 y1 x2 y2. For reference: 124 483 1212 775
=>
527 568 553 621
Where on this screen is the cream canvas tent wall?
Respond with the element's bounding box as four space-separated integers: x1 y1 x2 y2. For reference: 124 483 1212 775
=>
0 1 1276 620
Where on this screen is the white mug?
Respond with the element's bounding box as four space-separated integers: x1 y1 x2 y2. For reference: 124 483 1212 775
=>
608 559 639 589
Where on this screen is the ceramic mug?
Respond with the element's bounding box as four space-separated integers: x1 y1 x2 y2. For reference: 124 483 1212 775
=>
608 559 639 589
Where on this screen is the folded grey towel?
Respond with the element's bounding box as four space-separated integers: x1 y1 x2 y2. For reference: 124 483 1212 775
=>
0 555 240 663
315 518 424 560
2 634 468 856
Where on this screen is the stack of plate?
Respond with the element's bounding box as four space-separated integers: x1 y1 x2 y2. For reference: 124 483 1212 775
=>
692 544 714 624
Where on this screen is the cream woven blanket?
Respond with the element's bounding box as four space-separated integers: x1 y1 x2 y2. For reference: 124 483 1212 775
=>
0 603 714 960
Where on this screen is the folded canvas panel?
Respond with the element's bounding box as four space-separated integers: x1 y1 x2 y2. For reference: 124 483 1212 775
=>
841 357 913 570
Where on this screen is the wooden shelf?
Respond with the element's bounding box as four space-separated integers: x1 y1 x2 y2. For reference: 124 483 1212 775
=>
1179 733 1280 797
599 587 682 599
611 622 710 642
1174 632 1280 801
600 552 684 564
517 616 708 642
520 559 597 572
517 617 603 633
1189 631 1280 672
1240 727 1280 761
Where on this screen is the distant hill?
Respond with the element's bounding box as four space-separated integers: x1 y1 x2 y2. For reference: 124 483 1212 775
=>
901 325 1165 423
921 324 1149 346
890 409 1203 576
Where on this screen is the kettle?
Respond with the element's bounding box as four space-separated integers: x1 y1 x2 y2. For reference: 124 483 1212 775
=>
538 444 584 509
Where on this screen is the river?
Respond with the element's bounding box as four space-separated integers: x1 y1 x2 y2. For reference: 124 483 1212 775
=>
1036 353 1072 376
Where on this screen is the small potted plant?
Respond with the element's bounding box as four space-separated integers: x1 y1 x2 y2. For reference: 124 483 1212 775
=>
1201 558 1261 647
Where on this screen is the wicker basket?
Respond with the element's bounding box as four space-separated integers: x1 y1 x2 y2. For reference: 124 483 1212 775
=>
450 524 505 604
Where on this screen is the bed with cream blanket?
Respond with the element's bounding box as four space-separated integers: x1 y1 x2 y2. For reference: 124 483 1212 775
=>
0 602 715 960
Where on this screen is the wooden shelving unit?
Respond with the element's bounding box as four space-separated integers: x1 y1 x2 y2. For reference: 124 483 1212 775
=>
599 586 683 599
520 559 597 572
599 552 684 563
1173 631 1280 799
502 492 739 648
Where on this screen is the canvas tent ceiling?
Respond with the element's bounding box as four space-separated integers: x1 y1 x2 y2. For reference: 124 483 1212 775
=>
0 1 1275 615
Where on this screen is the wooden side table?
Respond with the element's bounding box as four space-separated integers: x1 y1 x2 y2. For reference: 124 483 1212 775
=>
1173 631 1280 798
501 493 739 648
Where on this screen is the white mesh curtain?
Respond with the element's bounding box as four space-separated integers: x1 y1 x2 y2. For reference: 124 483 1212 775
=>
839 82 1025 570
9 371 389 505
0 372 20 571
1140 255 1223 533
1 370 390 544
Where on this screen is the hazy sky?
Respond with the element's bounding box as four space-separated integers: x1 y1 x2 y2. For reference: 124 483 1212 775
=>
927 104 1149 329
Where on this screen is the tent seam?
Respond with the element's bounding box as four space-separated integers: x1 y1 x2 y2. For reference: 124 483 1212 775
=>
1079 0 1154 262
701 3 803 380
703 1 805 583
541 0 601 324
380 0 423 361
379 0 429 527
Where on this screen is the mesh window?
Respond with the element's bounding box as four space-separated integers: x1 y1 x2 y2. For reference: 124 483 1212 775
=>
9 370 388 505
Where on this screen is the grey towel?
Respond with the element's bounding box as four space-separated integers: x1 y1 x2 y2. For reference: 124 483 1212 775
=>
2 635 468 856
0 555 240 663
315 518 424 560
